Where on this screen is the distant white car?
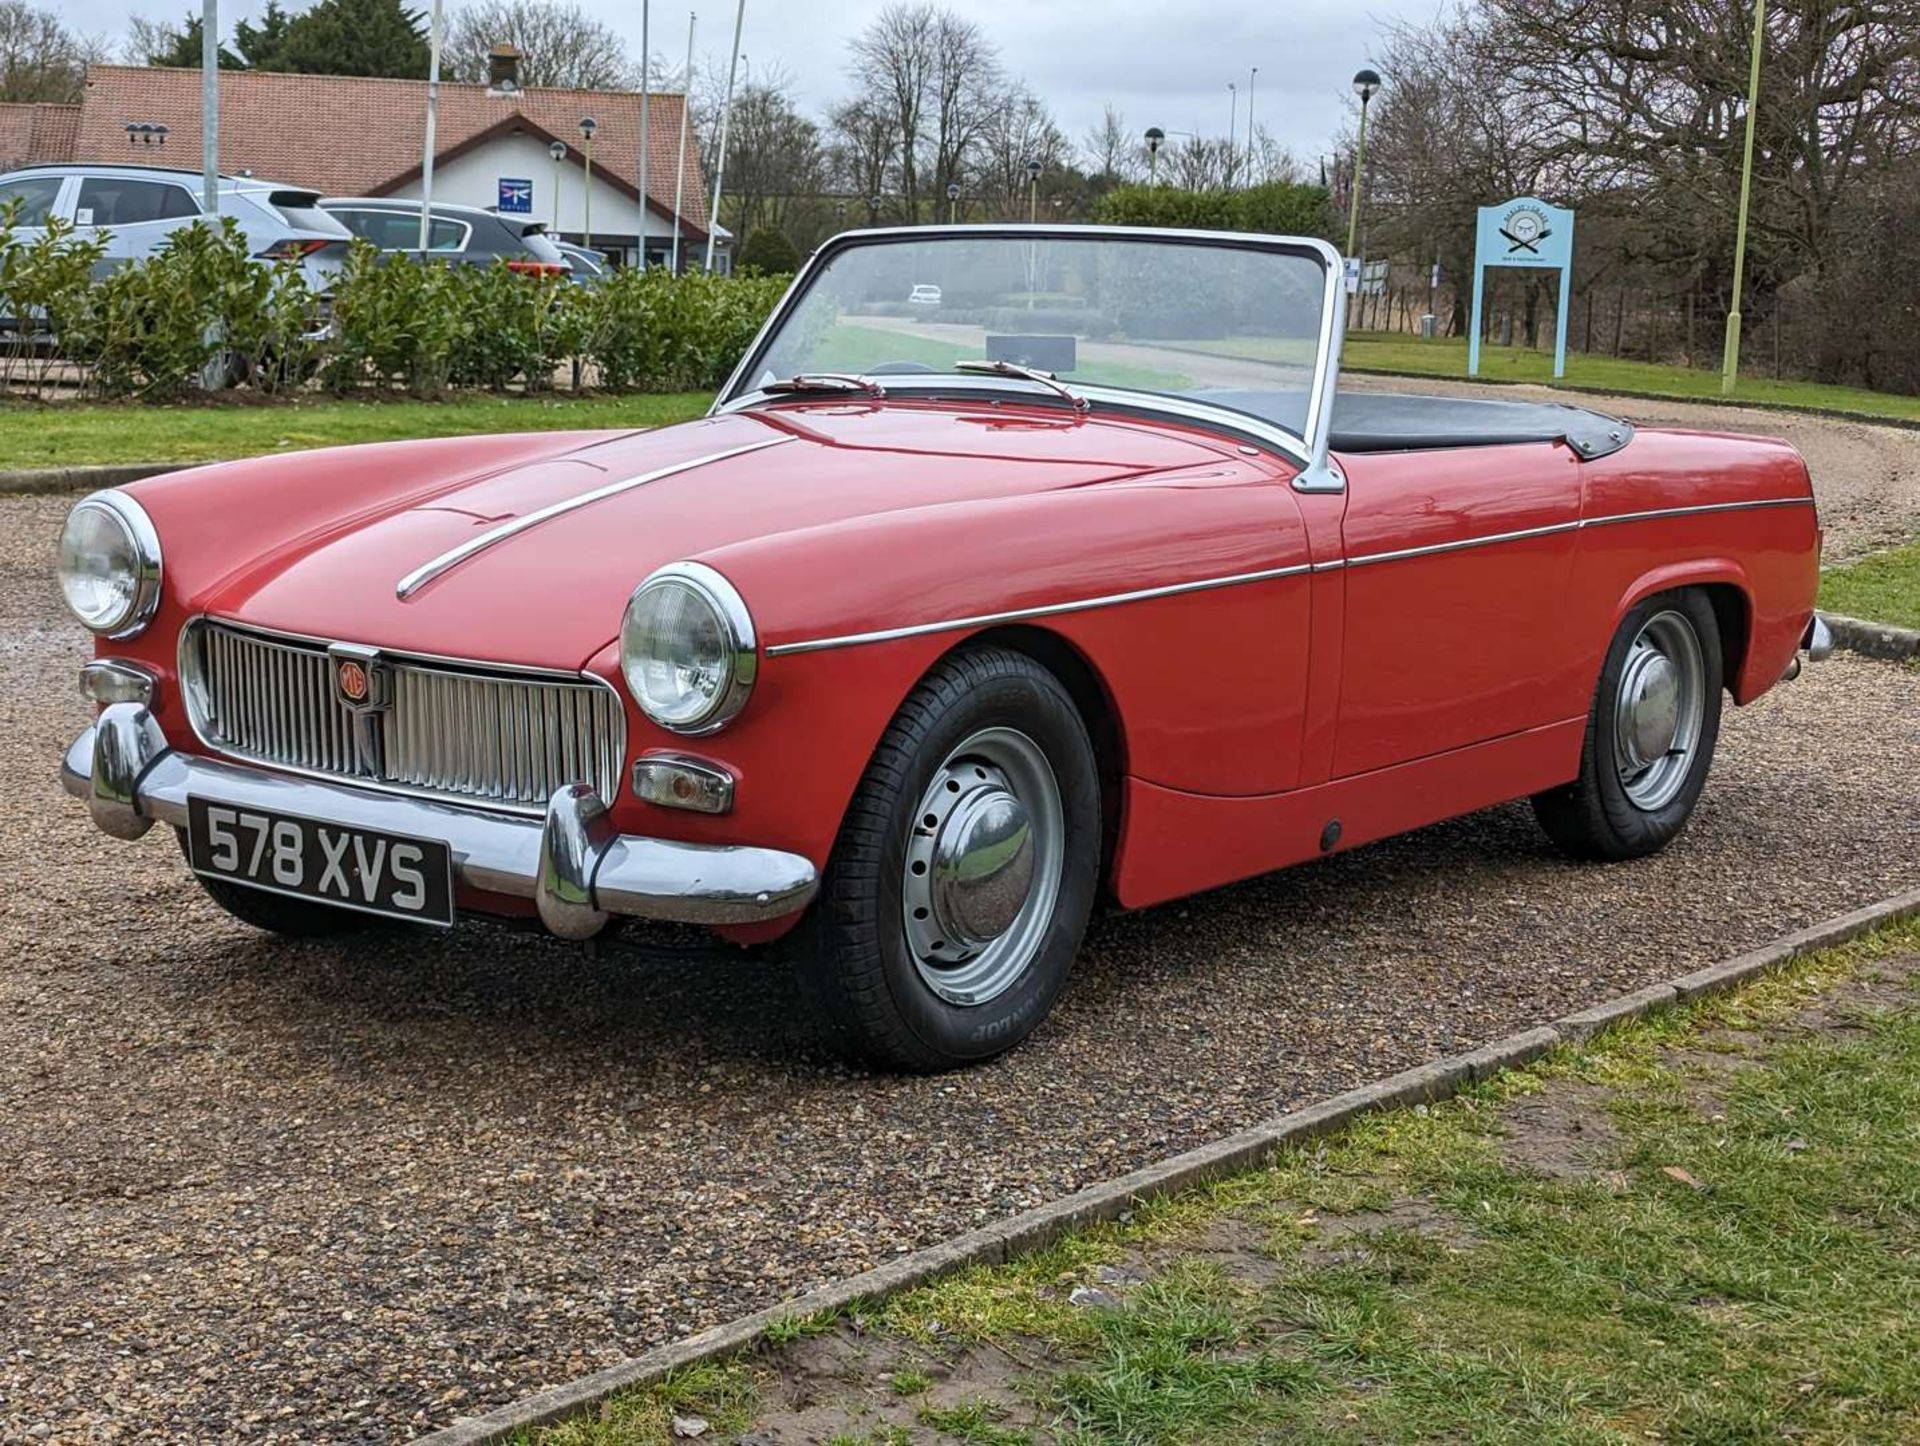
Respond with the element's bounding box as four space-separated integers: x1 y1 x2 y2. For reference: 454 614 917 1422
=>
908 283 942 306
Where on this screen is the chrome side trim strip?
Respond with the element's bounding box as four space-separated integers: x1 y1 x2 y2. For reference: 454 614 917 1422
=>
1582 496 1811 528
764 561 1314 658
395 436 791 600
1342 519 1581 569
765 495 1815 658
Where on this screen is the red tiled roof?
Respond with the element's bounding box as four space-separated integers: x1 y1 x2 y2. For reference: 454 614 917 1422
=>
0 102 81 170
73 65 707 232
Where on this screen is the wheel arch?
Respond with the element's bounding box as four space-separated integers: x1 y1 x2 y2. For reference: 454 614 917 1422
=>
938 624 1129 898
1610 560 1754 694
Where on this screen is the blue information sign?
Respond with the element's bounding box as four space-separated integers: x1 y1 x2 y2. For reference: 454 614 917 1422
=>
498 177 534 214
1468 196 1575 378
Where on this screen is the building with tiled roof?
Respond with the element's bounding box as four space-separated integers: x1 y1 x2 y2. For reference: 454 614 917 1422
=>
51 65 711 266
0 102 81 171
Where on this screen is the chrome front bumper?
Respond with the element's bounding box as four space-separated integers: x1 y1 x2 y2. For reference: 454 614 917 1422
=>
61 704 819 937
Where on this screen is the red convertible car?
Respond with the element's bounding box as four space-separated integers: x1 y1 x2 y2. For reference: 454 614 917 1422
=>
58 226 1830 1069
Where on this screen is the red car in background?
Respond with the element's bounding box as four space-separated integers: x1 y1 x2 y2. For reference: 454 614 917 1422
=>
57 226 1830 1070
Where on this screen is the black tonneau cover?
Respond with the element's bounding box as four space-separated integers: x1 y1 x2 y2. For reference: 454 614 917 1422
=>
1192 389 1635 460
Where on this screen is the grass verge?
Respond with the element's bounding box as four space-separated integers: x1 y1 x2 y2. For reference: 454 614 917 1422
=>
527 915 1920 1444
0 392 713 469
1820 541 1920 633
1339 332 1920 424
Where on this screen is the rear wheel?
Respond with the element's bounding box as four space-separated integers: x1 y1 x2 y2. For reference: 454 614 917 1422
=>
801 647 1101 1071
1532 589 1723 861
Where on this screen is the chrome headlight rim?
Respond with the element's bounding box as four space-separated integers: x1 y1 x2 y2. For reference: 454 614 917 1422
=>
60 489 163 640
620 560 758 736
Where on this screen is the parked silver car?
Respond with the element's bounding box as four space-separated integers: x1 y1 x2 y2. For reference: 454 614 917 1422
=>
0 163 354 288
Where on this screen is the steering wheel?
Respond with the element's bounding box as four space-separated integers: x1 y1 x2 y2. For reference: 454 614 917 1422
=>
865 361 939 375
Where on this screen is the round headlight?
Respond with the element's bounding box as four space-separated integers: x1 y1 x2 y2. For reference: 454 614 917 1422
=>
58 491 162 638
620 561 757 734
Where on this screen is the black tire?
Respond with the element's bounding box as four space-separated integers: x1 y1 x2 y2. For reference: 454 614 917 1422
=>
175 829 372 937
1532 588 1724 861
800 646 1102 1072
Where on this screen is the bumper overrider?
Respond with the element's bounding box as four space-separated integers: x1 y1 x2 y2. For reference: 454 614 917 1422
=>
62 703 819 938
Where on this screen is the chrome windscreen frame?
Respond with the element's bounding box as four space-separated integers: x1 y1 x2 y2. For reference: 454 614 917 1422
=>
711 223 1349 493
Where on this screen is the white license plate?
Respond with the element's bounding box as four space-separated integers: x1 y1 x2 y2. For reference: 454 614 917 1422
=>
185 798 455 927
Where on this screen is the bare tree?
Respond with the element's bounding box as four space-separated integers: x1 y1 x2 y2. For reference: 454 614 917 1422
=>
0 0 102 103
977 87 1070 218
924 7 1002 206
848 2 934 214
828 97 898 221
721 69 828 238
1082 103 1138 184
443 0 636 90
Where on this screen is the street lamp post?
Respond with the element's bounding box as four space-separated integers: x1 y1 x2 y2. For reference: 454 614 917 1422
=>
548 138 566 232
1227 83 1237 187
1245 66 1258 177
579 115 597 252
1344 67 1381 259
1721 0 1765 395
200 0 218 213
1145 127 1164 185
947 181 962 224
1025 159 1042 223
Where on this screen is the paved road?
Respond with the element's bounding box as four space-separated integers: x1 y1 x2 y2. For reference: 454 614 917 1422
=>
4 480 1918 1441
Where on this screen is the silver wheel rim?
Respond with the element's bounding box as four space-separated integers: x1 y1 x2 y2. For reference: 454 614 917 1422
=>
900 726 1064 1007
1612 609 1705 811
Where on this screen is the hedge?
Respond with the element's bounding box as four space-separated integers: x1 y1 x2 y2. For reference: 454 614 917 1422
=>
1093 180 1335 240
0 213 790 402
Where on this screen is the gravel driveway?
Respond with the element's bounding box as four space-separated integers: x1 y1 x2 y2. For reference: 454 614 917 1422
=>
4 471 1918 1442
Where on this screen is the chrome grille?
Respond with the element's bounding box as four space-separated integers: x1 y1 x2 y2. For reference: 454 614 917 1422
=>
184 621 626 812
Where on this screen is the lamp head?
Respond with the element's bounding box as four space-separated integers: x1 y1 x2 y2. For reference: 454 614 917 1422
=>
1353 68 1382 102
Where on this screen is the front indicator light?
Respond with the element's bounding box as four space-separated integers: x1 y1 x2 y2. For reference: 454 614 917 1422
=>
80 659 158 707
632 753 735 814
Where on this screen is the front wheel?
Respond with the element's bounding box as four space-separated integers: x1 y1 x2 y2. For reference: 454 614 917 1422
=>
1532 589 1724 861
801 647 1102 1071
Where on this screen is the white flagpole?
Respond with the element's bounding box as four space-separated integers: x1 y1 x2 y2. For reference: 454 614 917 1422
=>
706 0 745 271
418 0 444 253
200 0 218 212
637 0 651 267
671 10 694 273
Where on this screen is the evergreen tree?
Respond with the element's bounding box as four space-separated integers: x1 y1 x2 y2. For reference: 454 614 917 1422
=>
131 12 243 68
275 0 429 79
232 2 296 70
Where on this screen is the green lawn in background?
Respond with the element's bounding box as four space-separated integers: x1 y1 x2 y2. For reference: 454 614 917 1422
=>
810 322 1191 393
0 392 714 468
1820 540 1920 631
1341 331 1920 422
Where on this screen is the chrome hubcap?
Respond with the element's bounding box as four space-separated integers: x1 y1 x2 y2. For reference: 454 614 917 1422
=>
902 727 1063 1007
1612 610 1705 810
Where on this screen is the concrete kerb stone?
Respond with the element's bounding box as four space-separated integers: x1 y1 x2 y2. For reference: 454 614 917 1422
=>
1823 612 1920 663
0 462 181 496
420 888 1920 1444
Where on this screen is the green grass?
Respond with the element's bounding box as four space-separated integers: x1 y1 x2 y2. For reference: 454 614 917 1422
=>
0 391 713 468
1339 331 1920 422
809 323 1191 393
1821 540 1920 631
527 917 1920 1444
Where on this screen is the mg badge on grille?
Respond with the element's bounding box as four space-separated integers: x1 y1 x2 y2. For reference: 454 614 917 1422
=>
328 645 391 712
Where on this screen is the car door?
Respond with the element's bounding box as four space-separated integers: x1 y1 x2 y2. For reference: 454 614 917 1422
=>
0 174 71 335
1329 445 1587 779
74 176 204 276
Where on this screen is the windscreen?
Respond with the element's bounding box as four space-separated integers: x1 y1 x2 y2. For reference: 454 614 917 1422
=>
749 233 1331 439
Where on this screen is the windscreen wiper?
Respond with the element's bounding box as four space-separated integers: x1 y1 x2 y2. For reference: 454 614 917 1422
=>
760 372 887 399
954 358 1089 413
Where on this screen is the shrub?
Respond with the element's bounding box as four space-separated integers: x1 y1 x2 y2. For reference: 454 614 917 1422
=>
0 209 106 396
1093 180 1334 240
735 227 801 275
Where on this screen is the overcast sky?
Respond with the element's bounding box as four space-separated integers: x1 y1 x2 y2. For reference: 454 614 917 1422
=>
62 0 1437 167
